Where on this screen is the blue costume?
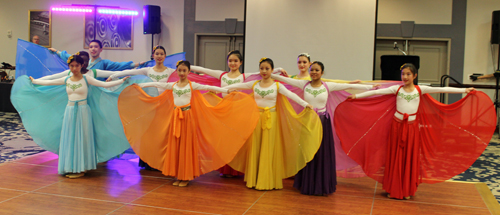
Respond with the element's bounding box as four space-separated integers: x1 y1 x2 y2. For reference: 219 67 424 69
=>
11 75 157 174
56 51 134 71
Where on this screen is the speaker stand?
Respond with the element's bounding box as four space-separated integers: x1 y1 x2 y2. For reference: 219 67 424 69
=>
150 34 155 60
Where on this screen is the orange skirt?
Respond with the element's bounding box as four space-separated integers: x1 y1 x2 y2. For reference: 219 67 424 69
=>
162 107 202 180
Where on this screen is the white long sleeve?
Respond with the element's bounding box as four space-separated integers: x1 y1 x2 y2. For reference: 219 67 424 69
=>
419 86 466 94
271 74 308 89
190 66 224 79
326 82 373 92
223 81 254 90
191 82 228 93
138 82 173 89
38 71 70 80
277 83 309 107
32 77 66 85
108 68 149 80
245 67 283 77
224 81 308 109
138 82 227 93
94 69 116 78
355 85 467 121
355 86 398 98
85 76 124 88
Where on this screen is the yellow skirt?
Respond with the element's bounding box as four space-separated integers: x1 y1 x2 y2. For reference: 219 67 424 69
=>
230 95 323 190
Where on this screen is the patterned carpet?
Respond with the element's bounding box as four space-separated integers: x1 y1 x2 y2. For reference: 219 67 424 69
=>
0 112 44 163
1 112 499 202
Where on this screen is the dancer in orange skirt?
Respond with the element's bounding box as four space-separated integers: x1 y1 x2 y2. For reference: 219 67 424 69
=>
117 60 260 187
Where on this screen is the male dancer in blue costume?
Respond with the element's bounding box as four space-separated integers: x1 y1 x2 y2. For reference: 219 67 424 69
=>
48 40 144 71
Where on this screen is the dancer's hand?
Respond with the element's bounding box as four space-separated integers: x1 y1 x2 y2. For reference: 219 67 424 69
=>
280 69 289 77
48 48 57 53
465 87 476 93
306 104 313 109
372 84 381 89
106 77 113 82
122 76 130 82
349 79 362 84
348 94 356 99
29 76 34 82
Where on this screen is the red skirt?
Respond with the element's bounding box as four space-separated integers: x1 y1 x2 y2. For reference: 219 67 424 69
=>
218 165 244 176
382 116 421 199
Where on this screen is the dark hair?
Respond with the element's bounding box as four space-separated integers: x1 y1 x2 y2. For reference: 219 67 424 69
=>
259 57 274 69
152 45 166 55
310 61 324 72
400 63 418 75
176 60 191 70
78 51 89 59
89 40 103 48
227 50 243 62
297 53 311 62
68 55 84 66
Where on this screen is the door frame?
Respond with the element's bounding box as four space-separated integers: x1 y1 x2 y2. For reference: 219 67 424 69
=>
375 37 452 103
194 33 244 67
375 37 452 84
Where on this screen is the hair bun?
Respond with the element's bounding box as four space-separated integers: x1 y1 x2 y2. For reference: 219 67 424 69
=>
259 57 267 63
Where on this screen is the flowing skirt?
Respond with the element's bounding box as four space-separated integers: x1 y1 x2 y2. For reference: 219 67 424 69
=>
382 117 420 199
294 113 337 195
161 108 202 180
218 165 244 176
58 101 97 174
240 111 285 190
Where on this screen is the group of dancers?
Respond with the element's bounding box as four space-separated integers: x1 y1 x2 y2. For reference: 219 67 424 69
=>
11 39 496 200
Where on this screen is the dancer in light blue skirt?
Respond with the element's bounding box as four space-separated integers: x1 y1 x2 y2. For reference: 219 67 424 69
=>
11 55 130 178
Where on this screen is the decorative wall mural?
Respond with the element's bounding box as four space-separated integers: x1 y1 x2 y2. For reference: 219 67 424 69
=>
84 12 133 49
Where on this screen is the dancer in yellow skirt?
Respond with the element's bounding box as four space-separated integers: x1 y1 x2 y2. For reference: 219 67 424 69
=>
224 58 323 190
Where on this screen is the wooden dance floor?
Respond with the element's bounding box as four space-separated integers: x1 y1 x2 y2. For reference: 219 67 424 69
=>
0 152 498 215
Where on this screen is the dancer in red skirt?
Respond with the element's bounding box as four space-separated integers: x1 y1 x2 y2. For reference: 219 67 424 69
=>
334 63 496 200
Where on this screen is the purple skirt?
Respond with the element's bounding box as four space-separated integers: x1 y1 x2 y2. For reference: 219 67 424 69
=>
293 113 337 195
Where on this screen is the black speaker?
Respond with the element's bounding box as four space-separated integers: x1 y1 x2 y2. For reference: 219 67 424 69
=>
380 55 420 84
492 10 500 44
143 5 161 34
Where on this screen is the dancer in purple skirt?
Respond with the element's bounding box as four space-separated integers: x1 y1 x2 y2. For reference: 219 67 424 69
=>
271 61 379 195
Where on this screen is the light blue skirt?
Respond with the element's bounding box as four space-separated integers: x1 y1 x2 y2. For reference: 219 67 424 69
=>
58 100 97 174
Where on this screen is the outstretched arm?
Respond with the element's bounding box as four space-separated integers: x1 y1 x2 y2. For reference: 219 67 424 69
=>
48 48 71 62
86 76 127 88
138 82 173 89
245 67 284 76
108 68 149 81
31 76 66 86
419 86 469 94
93 69 116 78
190 66 224 79
192 82 229 93
38 70 69 80
351 86 398 99
271 74 307 89
102 59 135 71
223 81 254 90
278 83 310 108
326 82 375 92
